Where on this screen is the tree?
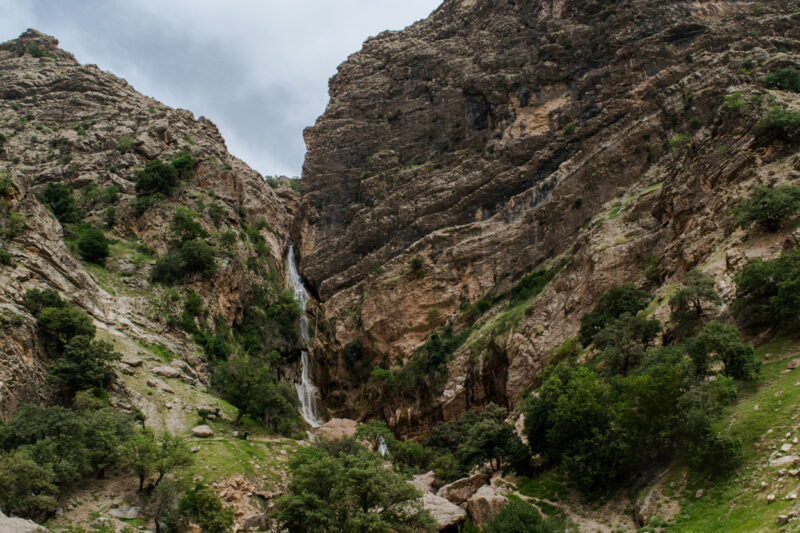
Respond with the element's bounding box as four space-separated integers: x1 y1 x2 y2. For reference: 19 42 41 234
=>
22 287 68 316
48 335 120 398
77 227 110 264
669 269 723 337
145 479 184 533
171 207 208 242
355 419 394 453
0 450 58 520
733 185 800 232
212 355 300 433
122 430 159 490
593 313 662 377
135 159 180 196
36 305 96 347
153 432 193 487
579 284 651 346
82 407 133 478
687 322 759 381
180 484 234 533
733 249 800 326
483 499 559 533
40 182 80 223
275 447 435 533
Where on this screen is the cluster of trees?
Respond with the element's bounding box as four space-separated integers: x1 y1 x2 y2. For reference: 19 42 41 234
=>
23 288 119 401
525 277 756 492
211 354 301 435
733 185 800 232
134 152 196 209
275 443 436 532
355 405 529 484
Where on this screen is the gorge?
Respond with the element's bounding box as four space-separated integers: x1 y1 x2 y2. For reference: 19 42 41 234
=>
2 0 800 530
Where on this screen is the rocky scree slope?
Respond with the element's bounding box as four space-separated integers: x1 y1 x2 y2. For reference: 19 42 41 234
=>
298 0 800 431
0 29 297 419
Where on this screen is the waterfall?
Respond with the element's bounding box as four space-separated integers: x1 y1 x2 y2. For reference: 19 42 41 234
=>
286 245 321 427
378 435 390 458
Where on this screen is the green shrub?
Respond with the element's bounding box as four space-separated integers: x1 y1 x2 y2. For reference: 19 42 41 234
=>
757 105 800 140
594 313 662 378
764 67 800 93
40 182 81 223
207 204 225 227
733 185 800 232
579 284 651 346
151 240 216 284
171 207 208 242
0 172 14 197
103 206 116 228
77 227 109 264
410 256 425 278
668 134 691 149
722 91 746 113
483 499 559 533
22 288 67 316
171 151 196 178
0 247 12 266
135 159 179 196
26 44 44 58
116 136 135 153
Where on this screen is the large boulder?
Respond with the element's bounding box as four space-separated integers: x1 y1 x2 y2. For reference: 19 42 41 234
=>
192 425 214 438
437 471 490 505
314 418 358 440
422 493 466 530
411 471 437 494
466 485 507 529
0 510 48 533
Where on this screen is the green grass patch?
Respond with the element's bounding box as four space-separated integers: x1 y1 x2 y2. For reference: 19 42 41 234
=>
517 471 569 501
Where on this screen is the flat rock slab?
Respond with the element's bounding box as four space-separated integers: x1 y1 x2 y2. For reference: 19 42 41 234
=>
770 454 800 467
438 472 490 505
422 493 466 530
192 425 214 438
314 418 358 440
121 355 143 367
152 366 181 379
0 510 48 533
107 505 142 520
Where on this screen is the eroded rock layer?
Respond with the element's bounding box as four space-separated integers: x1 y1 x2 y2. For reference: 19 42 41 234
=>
299 0 800 429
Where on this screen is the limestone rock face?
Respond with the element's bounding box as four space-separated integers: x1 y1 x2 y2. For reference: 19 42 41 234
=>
298 0 800 430
0 509 48 533
0 29 296 418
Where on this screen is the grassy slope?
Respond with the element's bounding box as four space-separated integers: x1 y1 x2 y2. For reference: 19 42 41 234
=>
656 334 800 531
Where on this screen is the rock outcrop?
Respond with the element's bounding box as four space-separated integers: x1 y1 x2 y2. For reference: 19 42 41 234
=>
298 0 800 430
0 29 297 418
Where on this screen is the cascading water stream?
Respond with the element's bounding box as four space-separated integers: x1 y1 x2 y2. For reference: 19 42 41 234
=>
286 245 321 427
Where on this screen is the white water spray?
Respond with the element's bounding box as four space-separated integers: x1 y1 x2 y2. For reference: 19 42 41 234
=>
286 245 321 427
378 435 390 458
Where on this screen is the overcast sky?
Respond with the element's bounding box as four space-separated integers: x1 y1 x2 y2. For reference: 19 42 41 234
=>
0 1 442 177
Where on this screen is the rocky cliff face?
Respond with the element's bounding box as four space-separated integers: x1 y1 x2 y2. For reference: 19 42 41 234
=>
0 29 296 418
299 0 800 430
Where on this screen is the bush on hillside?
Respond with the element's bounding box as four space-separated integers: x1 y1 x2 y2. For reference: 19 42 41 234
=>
77 227 109 264
733 185 800 232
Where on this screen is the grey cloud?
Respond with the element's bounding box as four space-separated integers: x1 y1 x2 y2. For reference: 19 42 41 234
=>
0 0 441 176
